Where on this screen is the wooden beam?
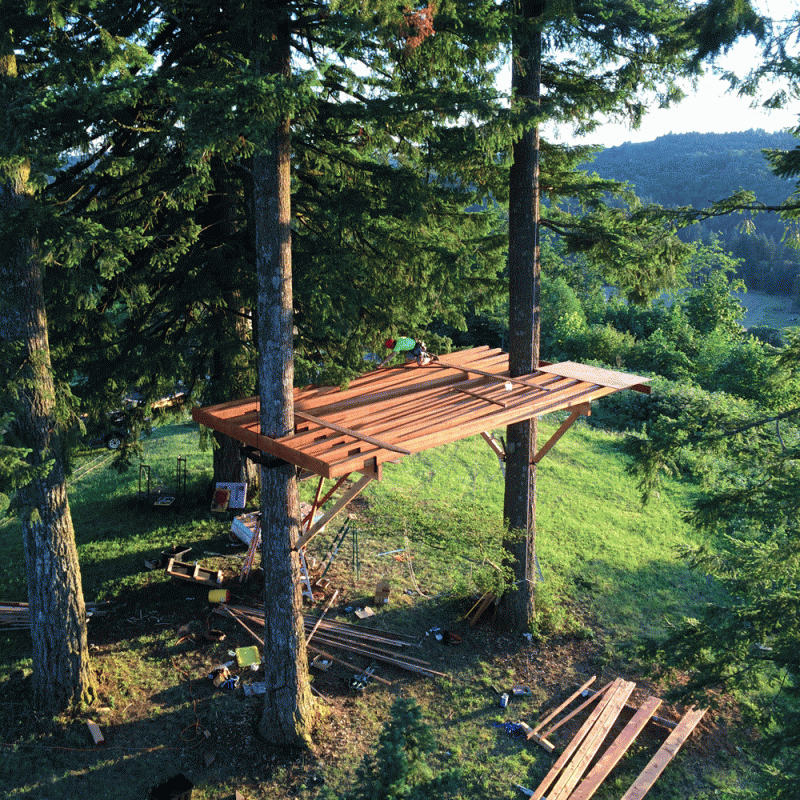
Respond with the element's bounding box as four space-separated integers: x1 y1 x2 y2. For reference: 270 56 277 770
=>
294 473 375 550
428 359 555 392
536 681 614 744
305 475 326 531
305 589 339 646
547 680 636 800
527 675 598 751
619 707 707 800
531 403 590 464
294 410 412 455
192 405 331 477
568 695 663 800
451 383 508 408
481 431 505 460
531 678 630 800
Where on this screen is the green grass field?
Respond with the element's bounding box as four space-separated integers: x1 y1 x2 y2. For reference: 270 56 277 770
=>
0 414 753 800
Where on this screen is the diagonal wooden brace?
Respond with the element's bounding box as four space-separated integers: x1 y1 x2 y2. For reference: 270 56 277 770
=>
532 403 591 465
294 472 375 550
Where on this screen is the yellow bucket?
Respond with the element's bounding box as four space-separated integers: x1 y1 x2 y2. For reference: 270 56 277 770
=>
208 589 230 603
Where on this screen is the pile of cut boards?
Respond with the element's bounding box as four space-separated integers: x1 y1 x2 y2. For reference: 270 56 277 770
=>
214 602 446 683
521 676 706 800
1 600 103 629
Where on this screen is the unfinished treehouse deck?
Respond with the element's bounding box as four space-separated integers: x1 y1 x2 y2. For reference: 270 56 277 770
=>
192 346 649 481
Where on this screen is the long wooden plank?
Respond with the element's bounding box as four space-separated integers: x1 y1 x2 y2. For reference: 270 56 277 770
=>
294 411 412 455
320 384 615 476
619 708 707 800
540 681 614 739
546 680 636 800
295 347 506 413
296 360 517 432
531 678 627 800
429 359 555 392
192 406 332 477
452 384 508 407
568 695 662 800
531 676 598 736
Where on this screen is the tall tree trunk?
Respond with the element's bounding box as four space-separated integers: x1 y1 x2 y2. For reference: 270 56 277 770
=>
1 34 94 711
501 0 544 631
209 161 259 491
251 1 314 747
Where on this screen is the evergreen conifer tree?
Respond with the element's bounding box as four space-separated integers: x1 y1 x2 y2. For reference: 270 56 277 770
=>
499 0 764 630
335 696 460 800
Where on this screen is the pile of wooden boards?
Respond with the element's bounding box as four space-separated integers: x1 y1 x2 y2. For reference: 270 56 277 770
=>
213 602 446 684
522 676 706 800
1 600 103 629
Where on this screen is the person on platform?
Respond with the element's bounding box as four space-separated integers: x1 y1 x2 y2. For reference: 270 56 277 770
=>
380 337 435 367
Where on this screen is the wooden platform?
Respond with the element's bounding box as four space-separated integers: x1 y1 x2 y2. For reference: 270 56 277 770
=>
192 347 649 480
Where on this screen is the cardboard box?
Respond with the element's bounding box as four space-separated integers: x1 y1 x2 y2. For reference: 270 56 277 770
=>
375 579 391 605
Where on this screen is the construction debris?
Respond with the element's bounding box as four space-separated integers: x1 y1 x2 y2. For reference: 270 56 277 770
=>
1 600 104 630
165 558 223 587
213 603 445 682
86 720 105 745
374 579 391 605
523 676 707 800
464 591 496 626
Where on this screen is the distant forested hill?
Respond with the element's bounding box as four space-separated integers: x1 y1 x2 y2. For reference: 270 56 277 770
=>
587 129 800 294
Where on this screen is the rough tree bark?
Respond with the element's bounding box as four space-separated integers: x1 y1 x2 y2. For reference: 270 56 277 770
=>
501 0 544 631
1 34 95 712
251 1 314 747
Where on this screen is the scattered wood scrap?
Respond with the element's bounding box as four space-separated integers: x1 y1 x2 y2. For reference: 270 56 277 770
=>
165 558 223 587
524 676 707 800
1 600 103 629
464 591 496 626
214 603 445 683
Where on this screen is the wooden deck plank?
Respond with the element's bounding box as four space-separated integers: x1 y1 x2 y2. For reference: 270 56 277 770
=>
538 361 649 391
192 348 651 478
293 411 412 455
531 678 627 800
546 680 635 800
531 676 598 737
619 708 707 800
540 681 615 740
568 695 662 800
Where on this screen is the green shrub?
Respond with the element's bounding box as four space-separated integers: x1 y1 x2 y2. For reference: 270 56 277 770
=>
331 697 461 800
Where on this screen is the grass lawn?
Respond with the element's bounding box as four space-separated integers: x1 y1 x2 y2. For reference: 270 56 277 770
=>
0 414 756 800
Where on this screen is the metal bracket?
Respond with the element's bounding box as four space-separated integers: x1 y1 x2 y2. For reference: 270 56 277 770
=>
240 446 289 469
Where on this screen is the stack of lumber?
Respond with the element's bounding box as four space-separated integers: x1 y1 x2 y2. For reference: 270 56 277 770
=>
1 600 101 629
526 677 707 800
214 603 445 683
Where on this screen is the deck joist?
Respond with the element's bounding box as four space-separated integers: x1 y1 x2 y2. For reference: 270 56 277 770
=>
192 347 650 479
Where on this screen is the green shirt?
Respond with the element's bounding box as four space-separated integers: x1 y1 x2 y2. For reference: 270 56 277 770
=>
392 337 417 352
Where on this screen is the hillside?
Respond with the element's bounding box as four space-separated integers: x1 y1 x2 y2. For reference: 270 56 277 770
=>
586 129 800 295
590 129 796 214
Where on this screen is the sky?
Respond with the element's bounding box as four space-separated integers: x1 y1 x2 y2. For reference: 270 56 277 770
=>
551 0 799 149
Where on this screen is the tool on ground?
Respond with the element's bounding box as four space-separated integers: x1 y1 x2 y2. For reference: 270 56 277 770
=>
350 665 377 692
